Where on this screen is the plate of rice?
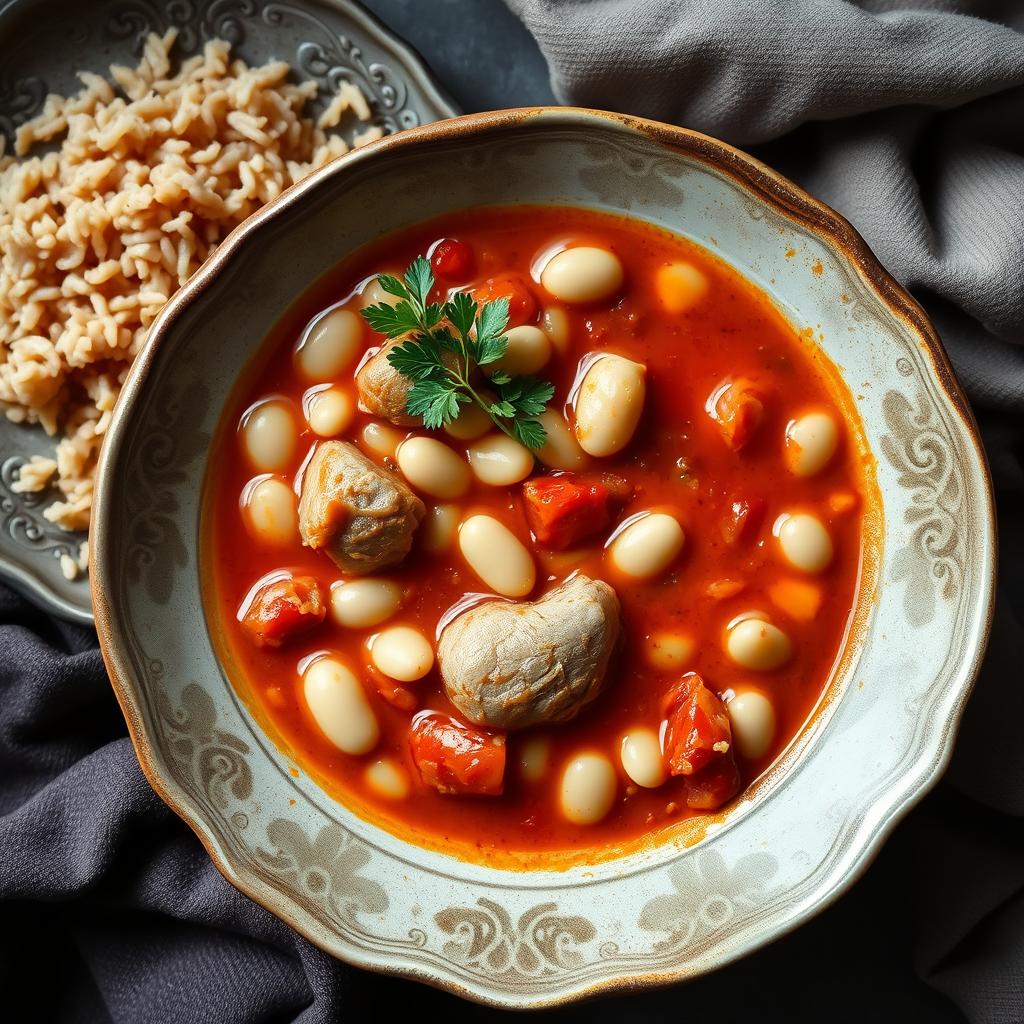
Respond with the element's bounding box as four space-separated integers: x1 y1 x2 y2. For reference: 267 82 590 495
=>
0 0 456 623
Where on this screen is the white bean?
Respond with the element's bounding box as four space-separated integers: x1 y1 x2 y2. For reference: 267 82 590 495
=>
295 308 362 381
361 421 404 460
305 387 354 437
364 758 410 799
785 411 839 477
541 307 571 356
303 657 379 755
360 276 402 308
775 512 833 573
421 503 459 552
397 437 470 499
458 514 536 597
468 433 534 487
370 625 434 681
608 512 685 580
644 630 695 672
444 401 491 441
620 728 666 788
574 354 646 456
542 247 624 304
243 476 298 545
727 690 776 760
490 325 551 376
725 617 792 671
655 261 709 313
242 399 297 472
560 752 617 824
519 737 551 783
536 409 588 470
330 579 402 629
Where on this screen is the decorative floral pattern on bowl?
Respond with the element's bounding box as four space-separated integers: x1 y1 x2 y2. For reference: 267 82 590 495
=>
0 0 457 623
92 108 995 1007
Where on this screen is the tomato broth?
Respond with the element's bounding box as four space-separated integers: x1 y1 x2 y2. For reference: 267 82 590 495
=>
205 205 867 862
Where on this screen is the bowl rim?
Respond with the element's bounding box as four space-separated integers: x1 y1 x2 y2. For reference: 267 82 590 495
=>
92 106 997 1005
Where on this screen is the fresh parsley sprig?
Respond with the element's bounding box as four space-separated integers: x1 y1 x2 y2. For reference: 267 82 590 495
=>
361 257 554 449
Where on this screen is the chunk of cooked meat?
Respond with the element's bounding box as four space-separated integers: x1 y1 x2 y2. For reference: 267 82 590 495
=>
522 472 630 549
298 440 424 574
437 574 621 730
356 340 464 426
355 339 420 426
240 574 325 648
409 713 506 796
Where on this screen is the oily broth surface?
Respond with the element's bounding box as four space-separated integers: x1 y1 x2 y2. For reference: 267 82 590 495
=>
207 206 865 858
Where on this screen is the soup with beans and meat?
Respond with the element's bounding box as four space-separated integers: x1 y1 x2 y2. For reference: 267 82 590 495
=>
204 205 871 862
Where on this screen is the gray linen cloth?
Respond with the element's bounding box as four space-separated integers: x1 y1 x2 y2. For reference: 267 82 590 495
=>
505 1 1024 1021
507 0 1024 410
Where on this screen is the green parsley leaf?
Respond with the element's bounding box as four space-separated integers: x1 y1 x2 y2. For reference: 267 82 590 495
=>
445 292 477 337
476 296 510 344
362 300 420 339
406 379 465 430
499 376 555 417
488 399 517 419
474 332 508 367
403 256 434 311
433 327 463 355
513 417 547 449
423 302 445 329
376 274 408 301
386 334 446 381
363 255 556 448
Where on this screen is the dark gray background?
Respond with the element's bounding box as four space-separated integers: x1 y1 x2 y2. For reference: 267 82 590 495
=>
364 0 555 111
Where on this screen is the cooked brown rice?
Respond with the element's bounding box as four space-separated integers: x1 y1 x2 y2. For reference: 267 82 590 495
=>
0 29 381 557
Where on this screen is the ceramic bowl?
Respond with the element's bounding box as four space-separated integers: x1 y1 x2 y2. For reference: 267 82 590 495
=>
92 108 996 1008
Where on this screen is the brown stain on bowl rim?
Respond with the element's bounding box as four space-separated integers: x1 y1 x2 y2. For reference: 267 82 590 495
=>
91 106 997 1008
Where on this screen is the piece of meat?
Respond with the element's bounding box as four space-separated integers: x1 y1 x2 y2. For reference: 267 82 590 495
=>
355 339 420 426
705 377 764 451
437 574 621 730
522 473 630 549
409 713 506 796
356 340 463 427
240 574 325 648
298 440 424 574
662 672 732 776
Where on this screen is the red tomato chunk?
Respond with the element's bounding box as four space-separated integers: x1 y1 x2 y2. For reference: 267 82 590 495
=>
662 674 740 811
522 473 629 549
662 673 733 777
683 755 741 811
430 238 474 282
721 496 766 545
410 714 506 796
474 274 538 326
706 377 764 451
240 575 325 648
